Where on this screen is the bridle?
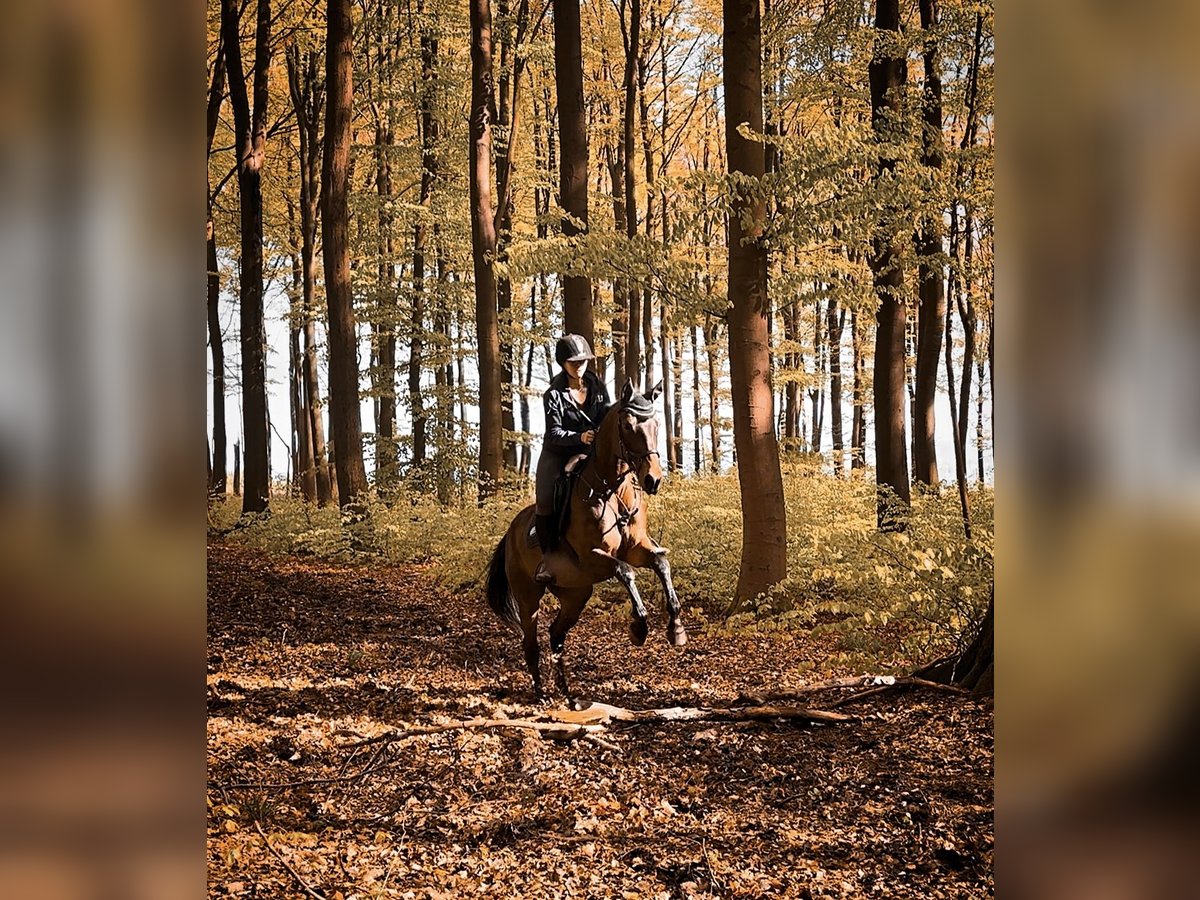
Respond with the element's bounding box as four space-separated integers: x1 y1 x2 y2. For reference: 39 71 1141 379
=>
581 405 659 536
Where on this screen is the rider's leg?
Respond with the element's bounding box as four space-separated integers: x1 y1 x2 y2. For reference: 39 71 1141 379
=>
533 451 571 585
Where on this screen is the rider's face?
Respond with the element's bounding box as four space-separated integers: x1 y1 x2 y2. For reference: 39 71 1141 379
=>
564 359 588 380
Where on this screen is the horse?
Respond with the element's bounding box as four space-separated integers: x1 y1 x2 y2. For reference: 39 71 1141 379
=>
485 379 688 704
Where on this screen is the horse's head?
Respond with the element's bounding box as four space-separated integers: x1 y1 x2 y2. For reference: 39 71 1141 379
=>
616 378 664 494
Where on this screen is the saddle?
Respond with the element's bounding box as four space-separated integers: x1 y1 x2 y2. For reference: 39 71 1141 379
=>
528 452 590 549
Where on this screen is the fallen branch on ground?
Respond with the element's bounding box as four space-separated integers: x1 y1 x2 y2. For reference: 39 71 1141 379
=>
738 675 971 707
254 820 327 900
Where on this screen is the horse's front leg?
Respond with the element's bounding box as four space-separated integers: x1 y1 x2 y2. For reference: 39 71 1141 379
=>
649 550 687 647
624 544 687 647
612 560 649 647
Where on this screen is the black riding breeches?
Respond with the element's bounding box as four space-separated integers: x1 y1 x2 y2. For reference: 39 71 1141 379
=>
535 448 570 515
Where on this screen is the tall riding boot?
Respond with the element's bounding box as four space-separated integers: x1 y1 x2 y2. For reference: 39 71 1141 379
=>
534 514 558 585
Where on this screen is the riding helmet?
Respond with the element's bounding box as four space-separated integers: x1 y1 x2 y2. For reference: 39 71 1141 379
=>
555 333 595 366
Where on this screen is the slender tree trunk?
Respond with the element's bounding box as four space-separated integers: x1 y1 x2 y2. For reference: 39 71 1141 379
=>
553 0 593 342
284 184 312 500
323 0 369 507
622 0 642 387
374 23 398 491
913 0 945 488
286 46 332 506
976 355 986 483
953 11 984 468
724 0 787 608
957 211 977 457
233 441 241 495
638 34 656 394
495 0 520 470
944 297 972 539
810 297 825 453
850 310 866 470
828 299 845 473
672 332 684 470
782 302 798 451
607 142 628 391
519 280 536 476
705 319 721 473
433 247 453 503
207 219 227 496
411 2 438 468
869 0 910 529
691 324 702 473
207 35 227 498
470 0 502 498
221 0 272 514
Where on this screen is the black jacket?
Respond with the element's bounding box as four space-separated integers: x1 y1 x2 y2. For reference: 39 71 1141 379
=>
542 370 612 454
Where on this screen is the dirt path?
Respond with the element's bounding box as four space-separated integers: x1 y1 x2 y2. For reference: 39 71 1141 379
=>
207 541 992 899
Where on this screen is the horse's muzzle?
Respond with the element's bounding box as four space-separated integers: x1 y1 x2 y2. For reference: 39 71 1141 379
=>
643 474 661 494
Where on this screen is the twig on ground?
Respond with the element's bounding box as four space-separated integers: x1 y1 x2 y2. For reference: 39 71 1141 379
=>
254 820 327 900
583 733 620 752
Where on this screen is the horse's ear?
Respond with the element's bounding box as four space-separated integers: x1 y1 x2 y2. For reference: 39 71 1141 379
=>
648 380 664 402
621 378 634 403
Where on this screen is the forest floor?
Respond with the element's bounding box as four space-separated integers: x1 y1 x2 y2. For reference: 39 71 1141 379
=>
207 540 993 899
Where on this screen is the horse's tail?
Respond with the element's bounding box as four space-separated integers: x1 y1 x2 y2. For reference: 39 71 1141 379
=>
486 535 520 629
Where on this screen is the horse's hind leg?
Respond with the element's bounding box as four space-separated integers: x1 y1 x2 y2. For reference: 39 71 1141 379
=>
548 587 591 709
513 581 546 700
613 561 649 647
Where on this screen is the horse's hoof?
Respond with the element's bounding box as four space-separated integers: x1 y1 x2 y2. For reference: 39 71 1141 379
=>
667 623 688 647
629 618 649 647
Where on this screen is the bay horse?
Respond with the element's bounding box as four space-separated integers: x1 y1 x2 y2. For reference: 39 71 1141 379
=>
485 379 688 703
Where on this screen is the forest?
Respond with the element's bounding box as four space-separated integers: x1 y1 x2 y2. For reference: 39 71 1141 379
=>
207 0 994 894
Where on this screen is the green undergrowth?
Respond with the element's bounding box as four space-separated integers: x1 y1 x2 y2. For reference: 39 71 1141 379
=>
209 462 992 671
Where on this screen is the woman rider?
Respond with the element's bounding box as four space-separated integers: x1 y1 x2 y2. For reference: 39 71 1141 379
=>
534 334 612 584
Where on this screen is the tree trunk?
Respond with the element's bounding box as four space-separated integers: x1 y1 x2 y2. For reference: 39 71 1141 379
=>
286 46 332 507
869 0 910 530
850 310 866 470
705 318 721 473
638 38 656 395
207 35 227 498
411 2 438 468
672 332 684 471
621 0 642 388
957 211 977 458
221 0 272 514
607 141 628 391
373 24 398 491
912 0 945 488
782 303 798 451
553 0 593 343
828 300 845 473
323 0 369 508
691 324 703 473
944 283 972 540
723 0 787 608
495 0 522 471
207 218 227 497
810 297 825 454
233 440 241 496
470 0 503 499
284 186 311 500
